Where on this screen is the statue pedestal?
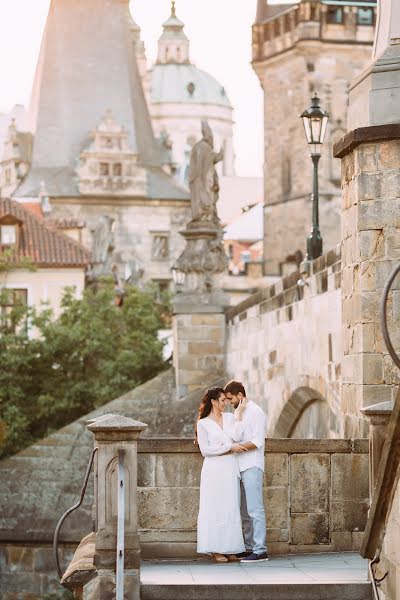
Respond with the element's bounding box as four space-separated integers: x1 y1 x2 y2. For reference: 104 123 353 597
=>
172 220 229 399
172 301 226 399
348 0 400 128
348 42 400 129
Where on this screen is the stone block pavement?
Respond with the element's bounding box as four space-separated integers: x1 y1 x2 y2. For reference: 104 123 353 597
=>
141 552 372 599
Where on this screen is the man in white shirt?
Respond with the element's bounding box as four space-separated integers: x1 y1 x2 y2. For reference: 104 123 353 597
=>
224 380 268 562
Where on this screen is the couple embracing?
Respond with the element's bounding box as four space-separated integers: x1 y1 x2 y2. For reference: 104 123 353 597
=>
196 380 268 563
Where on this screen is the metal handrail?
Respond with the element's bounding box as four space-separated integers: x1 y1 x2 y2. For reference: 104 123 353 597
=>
369 556 380 600
116 449 126 600
53 447 98 580
380 262 400 369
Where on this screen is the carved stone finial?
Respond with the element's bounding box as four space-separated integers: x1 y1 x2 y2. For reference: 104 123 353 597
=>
171 1 176 17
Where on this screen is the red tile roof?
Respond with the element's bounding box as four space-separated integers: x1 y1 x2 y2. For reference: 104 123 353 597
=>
0 198 90 268
22 202 44 219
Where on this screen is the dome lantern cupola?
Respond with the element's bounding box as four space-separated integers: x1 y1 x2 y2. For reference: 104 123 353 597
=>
157 1 190 64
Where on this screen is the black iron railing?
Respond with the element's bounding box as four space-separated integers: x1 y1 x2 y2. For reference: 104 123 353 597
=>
53 447 98 580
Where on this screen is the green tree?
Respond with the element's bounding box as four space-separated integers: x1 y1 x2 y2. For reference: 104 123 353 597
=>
0 283 167 458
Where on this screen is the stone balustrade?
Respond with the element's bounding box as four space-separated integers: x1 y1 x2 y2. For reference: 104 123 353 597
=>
137 437 369 557
0 435 369 598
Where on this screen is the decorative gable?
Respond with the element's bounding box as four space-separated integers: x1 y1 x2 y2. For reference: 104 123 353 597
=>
76 110 146 196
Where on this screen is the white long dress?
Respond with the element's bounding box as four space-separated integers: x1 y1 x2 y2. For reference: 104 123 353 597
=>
196 413 245 555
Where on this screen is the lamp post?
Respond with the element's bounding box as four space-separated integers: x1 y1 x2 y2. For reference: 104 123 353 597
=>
300 94 329 261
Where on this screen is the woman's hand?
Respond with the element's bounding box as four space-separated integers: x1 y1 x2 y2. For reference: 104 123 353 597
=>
234 397 248 421
230 443 248 453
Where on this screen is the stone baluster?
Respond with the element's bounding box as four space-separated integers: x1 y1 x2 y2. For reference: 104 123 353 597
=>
83 414 147 599
361 401 393 498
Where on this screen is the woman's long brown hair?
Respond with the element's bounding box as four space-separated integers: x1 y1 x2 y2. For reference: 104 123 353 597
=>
194 386 225 442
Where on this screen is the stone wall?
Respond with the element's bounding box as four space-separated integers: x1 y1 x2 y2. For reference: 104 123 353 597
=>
0 544 74 599
137 437 369 558
225 248 343 437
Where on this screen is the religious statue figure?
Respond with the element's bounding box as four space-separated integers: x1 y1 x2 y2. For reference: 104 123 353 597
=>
88 215 115 280
188 120 223 226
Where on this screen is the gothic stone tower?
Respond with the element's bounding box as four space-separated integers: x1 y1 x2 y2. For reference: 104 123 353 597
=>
12 0 190 289
252 0 376 276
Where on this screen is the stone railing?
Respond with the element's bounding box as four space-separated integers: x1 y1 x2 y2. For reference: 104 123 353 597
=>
137 437 369 557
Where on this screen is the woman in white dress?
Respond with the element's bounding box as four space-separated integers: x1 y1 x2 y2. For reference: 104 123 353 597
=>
196 386 247 563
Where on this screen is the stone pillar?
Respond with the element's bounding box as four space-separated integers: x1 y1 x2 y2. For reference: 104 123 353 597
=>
173 304 226 399
84 414 147 599
172 222 229 399
334 0 400 437
335 134 400 437
361 400 393 498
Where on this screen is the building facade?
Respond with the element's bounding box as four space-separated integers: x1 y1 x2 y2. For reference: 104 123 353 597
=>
252 0 377 275
0 198 89 333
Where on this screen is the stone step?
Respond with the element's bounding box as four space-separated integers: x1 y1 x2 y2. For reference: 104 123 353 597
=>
141 582 372 600
140 554 372 600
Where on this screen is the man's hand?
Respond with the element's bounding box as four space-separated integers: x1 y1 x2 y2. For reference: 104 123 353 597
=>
234 397 248 421
230 443 248 453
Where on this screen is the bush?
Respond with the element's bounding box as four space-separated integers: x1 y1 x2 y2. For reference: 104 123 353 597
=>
0 283 167 458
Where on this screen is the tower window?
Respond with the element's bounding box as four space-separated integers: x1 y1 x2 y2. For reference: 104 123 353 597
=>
263 24 271 42
327 7 343 24
187 82 195 96
113 163 122 176
357 8 374 26
100 162 109 176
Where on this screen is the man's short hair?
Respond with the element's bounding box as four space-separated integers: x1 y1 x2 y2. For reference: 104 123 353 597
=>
224 380 246 397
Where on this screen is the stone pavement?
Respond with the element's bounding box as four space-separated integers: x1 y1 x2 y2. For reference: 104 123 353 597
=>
141 552 368 585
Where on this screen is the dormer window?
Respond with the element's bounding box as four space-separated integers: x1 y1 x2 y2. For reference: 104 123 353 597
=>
0 225 16 245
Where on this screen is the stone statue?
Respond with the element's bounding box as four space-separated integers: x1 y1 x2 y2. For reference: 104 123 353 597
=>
88 215 115 279
188 120 223 226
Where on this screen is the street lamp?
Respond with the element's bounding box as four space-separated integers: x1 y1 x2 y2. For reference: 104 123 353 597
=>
300 93 329 261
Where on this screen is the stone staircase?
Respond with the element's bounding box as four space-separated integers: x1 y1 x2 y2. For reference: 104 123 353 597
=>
140 554 372 600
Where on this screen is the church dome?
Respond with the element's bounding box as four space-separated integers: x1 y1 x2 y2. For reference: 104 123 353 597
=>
150 63 232 108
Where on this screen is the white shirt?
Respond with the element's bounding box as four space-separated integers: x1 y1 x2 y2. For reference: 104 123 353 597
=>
233 401 266 472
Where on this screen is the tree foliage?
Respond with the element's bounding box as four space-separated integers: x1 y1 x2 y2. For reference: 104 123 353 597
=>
0 283 168 458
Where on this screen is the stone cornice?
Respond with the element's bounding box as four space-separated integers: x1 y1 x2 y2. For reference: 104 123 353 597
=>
137 437 368 454
333 124 400 159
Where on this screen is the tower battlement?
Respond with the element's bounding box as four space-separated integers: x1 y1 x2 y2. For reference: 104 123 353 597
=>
253 1 376 65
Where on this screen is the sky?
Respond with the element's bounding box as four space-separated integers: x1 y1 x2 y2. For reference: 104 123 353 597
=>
0 0 293 177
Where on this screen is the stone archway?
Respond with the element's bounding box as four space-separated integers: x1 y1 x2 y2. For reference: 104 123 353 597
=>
273 387 332 438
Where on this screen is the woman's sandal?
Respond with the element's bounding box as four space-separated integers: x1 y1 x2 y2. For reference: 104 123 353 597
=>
212 553 229 563
227 554 240 562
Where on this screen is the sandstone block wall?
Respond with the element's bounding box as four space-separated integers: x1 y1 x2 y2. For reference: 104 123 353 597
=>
225 249 343 438
0 544 74 599
340 139 400 437
173 310 226 398
137 437 369 558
